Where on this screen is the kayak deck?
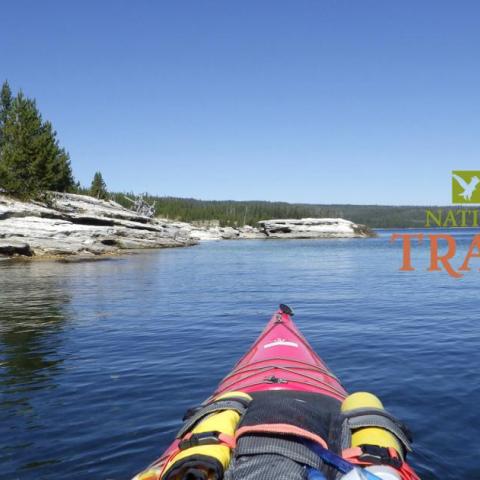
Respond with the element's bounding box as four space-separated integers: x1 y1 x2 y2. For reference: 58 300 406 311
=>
211 307 347 401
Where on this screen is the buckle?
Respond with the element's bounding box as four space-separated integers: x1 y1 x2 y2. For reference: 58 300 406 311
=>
178 431 221 450
358 445 402 469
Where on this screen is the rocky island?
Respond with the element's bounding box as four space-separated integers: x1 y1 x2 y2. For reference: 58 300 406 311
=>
185 218 372 241
257 218 372 238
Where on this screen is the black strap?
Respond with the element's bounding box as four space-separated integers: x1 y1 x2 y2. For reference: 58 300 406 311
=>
357 444 402 469
342 408 412 443
183 396 251 421
179 431 224 450
178 398 250 439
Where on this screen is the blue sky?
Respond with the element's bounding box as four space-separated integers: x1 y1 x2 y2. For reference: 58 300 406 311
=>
1 1 479 205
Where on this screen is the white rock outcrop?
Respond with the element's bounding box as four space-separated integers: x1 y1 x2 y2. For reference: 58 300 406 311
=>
0 192 196 257
157 218 372 241
257 218 372 238
185 226 239 241
237 225 267 239
180 224 266 241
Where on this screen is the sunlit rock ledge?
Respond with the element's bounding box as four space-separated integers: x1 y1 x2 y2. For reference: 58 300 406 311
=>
179 218 373 241
186 224 266 241
0 192 196 257
257 218 373 238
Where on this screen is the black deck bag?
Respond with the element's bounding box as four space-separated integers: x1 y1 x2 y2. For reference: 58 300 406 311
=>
225 390 343 480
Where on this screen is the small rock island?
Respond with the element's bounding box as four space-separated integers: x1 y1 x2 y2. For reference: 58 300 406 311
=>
257 218 372 238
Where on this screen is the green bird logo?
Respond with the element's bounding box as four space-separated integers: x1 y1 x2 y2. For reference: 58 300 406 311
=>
452 172 480 201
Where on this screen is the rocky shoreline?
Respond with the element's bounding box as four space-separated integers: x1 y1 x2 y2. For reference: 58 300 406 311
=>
0 192 196 258
0 193 373 258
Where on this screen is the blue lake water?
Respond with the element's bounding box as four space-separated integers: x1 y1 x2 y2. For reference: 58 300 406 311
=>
1 230 479 479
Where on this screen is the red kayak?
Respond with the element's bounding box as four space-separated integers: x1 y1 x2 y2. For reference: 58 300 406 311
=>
133 305 418 480
209 304 347 401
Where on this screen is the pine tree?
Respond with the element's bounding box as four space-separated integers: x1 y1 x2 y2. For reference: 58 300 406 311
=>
90 171 108 199
0 93 42 196
35 120 74 191
0 87 74 197
0 81 13 148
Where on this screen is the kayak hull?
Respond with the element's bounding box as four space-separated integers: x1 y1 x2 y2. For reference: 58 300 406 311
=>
211 308 347 401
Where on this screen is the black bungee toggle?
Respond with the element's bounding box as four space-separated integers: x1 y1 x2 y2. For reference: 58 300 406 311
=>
178 431 223 450
279 304 294 315
357 444 402 469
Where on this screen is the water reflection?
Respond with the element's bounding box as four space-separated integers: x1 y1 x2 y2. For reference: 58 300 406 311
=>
0 261 70 417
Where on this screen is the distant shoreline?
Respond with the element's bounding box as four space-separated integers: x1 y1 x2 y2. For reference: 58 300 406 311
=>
111 193 466 229
0 193 374 259
4 191 480 261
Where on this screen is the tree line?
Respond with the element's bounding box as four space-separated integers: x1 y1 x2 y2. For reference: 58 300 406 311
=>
110 193 432 228
110 193 343 226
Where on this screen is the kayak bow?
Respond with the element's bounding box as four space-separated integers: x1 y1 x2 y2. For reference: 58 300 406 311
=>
211 304 347 401
132 305 419 480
